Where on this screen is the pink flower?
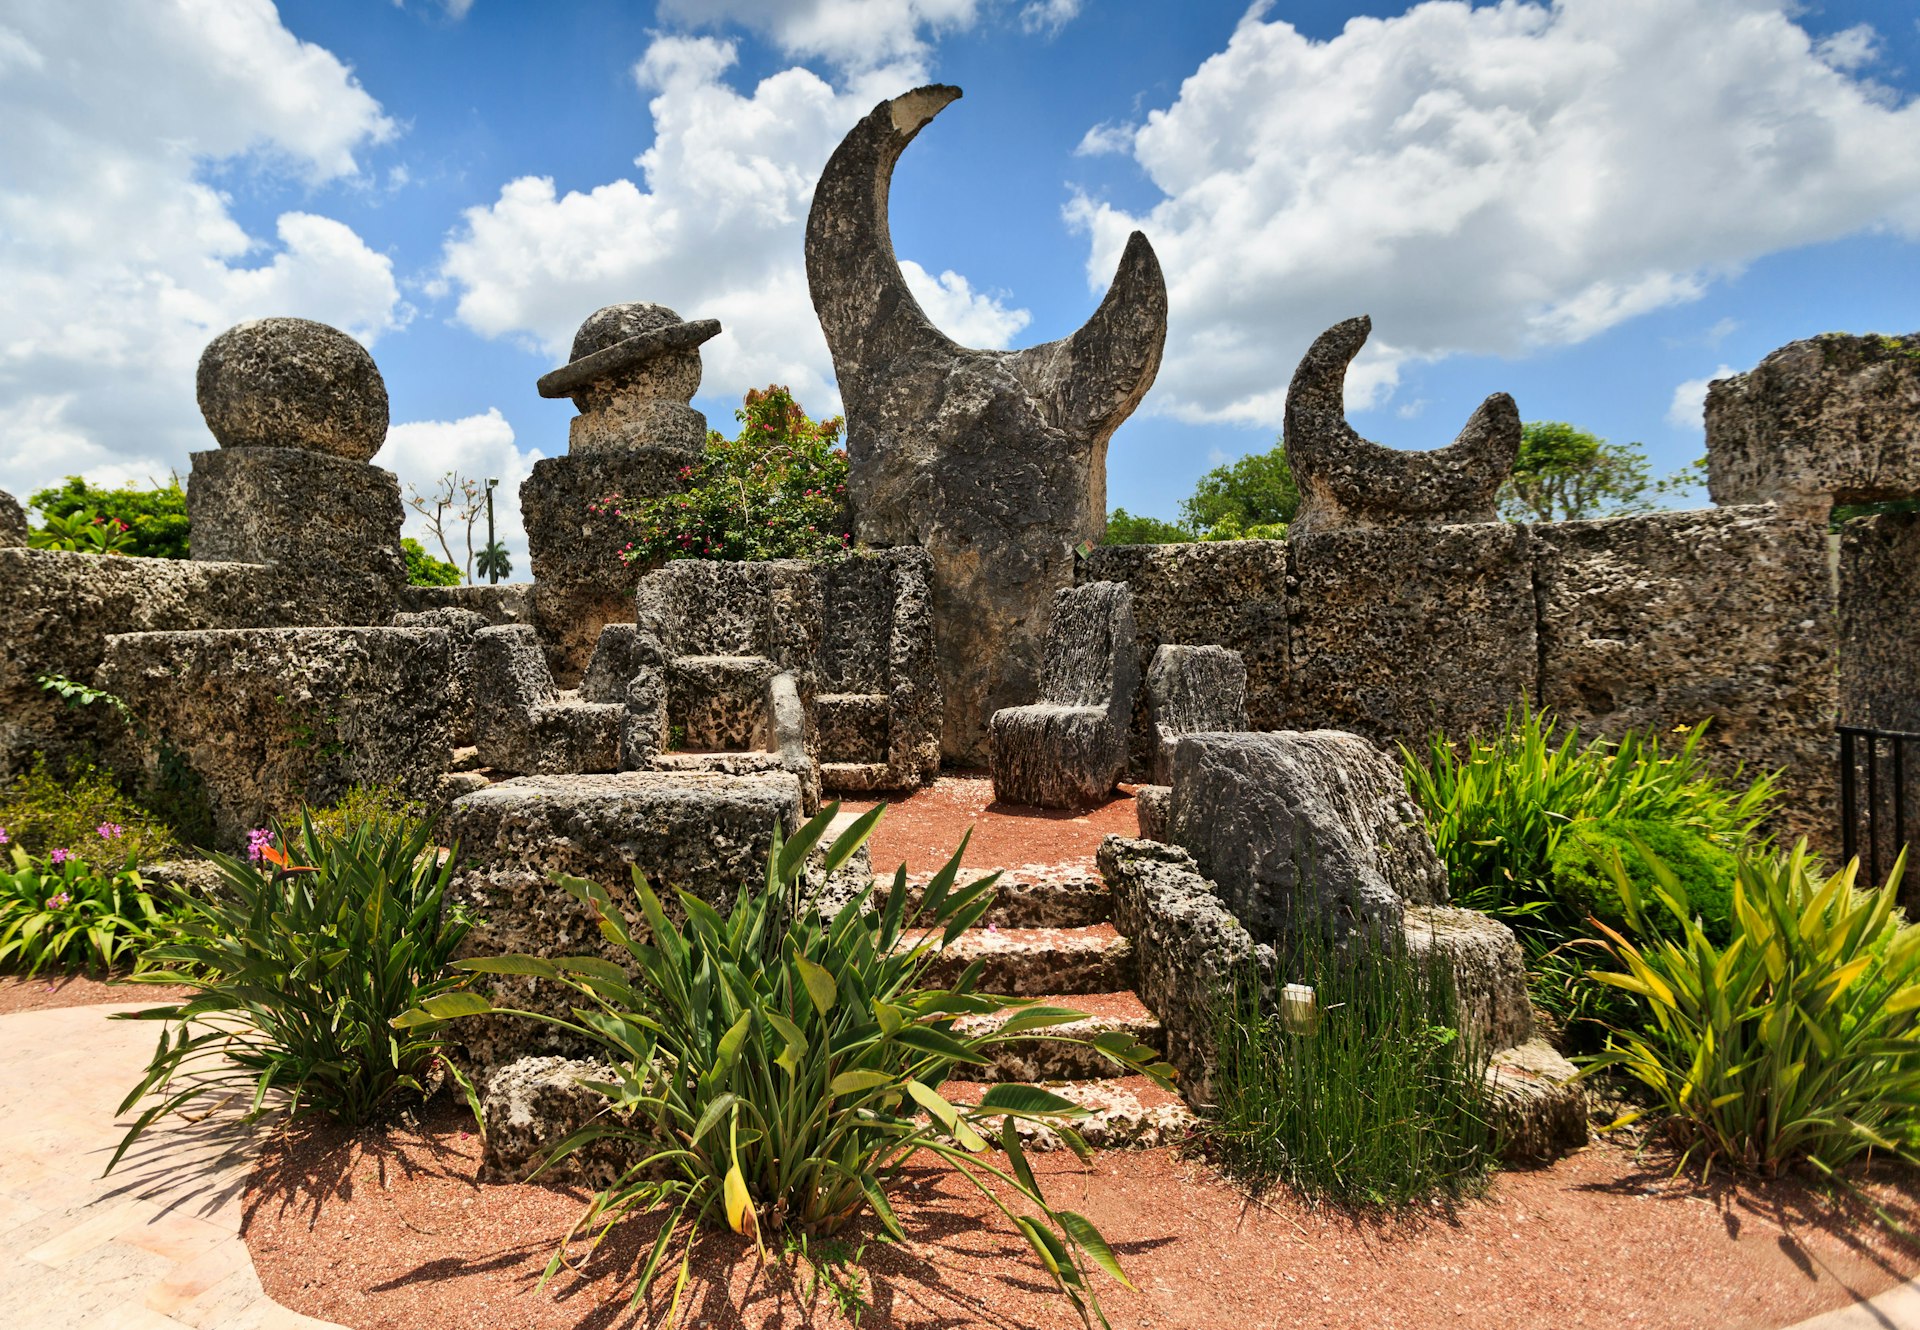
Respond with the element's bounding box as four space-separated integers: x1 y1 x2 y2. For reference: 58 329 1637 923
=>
96 822 124 840
0 827 9 845
247 827 275 864
49 848 70 864
47 891 71 909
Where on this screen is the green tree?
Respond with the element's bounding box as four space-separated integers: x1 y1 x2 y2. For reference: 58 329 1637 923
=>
401 537 461 586
475 539 512 583
1103 507 1193 545
610 386 850 564
29 475 189 559
1179 443 1300 535
1498 422 1682 523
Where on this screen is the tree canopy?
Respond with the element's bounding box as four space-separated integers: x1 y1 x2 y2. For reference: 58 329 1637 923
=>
1497 421 1678 523
1103 442 1298 544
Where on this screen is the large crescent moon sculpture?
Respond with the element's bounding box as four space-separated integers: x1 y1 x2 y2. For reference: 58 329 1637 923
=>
1283 316 1520 535
806 85 1168 764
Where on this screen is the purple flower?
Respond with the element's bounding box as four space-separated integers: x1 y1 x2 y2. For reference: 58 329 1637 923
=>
96 822 124 841
0 827 9 845
49 848 70 864
47 891 71 909
247 827 275 864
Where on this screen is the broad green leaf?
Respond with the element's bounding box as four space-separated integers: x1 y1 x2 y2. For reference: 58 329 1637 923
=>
978 1083 1085 1116
795 956 838 1016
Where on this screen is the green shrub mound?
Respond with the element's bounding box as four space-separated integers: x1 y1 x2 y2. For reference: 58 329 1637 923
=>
1550 819 1737 944
1208 925 1496 1207
1590 843 1920 1176
409 805 1172 1324
0 755 183 864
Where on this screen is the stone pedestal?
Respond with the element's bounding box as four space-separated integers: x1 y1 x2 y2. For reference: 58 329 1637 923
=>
188 447 406 625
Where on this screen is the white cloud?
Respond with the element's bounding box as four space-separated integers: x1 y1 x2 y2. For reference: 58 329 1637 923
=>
1667 363 1738 431
0 0 402 501
378 408 542 577
1075 121 1136 157
654 0 979 74
1020 0 1083 37
1815 23 1879 72
1070 0 1920 427
439 35 1030 418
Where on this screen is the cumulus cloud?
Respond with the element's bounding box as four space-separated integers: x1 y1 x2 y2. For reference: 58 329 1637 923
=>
439 35 1030 417
654 0 979 73
0 0 403 500
1020 0 1083 37
1667 364 1738 431
377 408 542 575
1069 0 1920 426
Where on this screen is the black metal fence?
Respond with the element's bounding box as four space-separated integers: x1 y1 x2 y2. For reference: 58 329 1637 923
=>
1839 725 1919 890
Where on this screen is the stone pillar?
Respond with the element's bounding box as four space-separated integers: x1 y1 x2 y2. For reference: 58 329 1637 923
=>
0 490 26 546
521 302 717 681
187 317 406 625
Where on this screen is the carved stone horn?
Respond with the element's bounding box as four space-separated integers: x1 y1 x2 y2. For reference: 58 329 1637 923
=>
804 84 1168 764
1283 315 1520 535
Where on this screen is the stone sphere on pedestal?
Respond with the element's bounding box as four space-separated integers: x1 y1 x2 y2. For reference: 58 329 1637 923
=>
537 303 720 455
195 317 389 463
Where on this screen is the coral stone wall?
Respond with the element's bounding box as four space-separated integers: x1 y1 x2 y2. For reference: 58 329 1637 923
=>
1085 504 1842 846
1839 511 1920 734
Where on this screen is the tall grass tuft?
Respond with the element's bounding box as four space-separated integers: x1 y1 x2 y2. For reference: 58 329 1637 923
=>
1207 924 1496 1207
1401 706 1774 1042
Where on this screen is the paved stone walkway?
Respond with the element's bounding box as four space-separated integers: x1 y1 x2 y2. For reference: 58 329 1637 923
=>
0 1002 342 1330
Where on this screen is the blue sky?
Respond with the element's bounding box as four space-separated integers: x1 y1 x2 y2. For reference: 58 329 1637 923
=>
2 0 1917 572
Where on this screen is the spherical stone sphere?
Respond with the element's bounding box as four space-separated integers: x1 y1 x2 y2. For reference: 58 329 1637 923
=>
196 317 389 462
569 302 684 362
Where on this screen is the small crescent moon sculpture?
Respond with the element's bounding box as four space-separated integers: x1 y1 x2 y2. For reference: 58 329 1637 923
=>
1283 316 1520 534
804 84 1168 762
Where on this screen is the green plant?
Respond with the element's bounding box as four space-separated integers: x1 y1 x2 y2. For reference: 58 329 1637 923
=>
476 538 513 583
1102 507 1193 545
304 782 437 846
1551 818 1737 943
1588 841 1920 1177
787 1232 871 1326
28 505 140 554
30 475 189 559
603 386 851 565
0 843 168 975
402 537 462 587
1208 924 1496 1206
0 753 182 863
1402 707 1775 1044
402 805 1170 1324
108 812 477 1170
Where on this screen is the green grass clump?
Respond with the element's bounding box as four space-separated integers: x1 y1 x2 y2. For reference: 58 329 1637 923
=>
304 781 438 845
1207 927 1496 1207
1401 706 1773 1046
109 810 478 1169
0 755 183 864
1590 842 1920 1176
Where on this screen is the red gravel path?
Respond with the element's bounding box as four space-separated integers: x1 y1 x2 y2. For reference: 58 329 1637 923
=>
242 1100 1920 1330
0 972 194 1015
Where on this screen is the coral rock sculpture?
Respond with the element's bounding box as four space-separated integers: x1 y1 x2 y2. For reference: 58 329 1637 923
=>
806 84 1167 762
1283 315 1520 534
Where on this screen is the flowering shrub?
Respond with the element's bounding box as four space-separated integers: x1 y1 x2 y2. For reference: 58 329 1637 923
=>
0 823 170 974
597 386 852 565
0 754 182 863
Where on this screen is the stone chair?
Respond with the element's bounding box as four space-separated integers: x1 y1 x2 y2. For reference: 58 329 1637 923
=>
988 581 1140 807
1144 644 1248 785
812 548 941 792
470 624 623 775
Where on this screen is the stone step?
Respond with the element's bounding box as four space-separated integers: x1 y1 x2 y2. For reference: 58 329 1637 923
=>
821 761 895 792
1486 1038 1589 1162
907 924 1134 996
952 992 1165 1082
874 861 1112 929
939 1073 1196 1151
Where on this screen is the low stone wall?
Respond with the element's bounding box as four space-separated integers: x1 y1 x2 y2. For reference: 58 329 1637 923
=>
0 548 287 779
1086 504 1842 844
96 626 455 844
403 581 537 626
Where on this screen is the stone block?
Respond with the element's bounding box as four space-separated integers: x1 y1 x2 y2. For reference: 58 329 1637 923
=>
522 450 692 681
478 1056 636 1187
1840 510 1920 733
989 705 1129 808
1161 730 1447 947
579 623 652 703
1486 1039 1588 1162
1099 836 1274 1107
0 548 282 778
187 447 406 625
1706 332 1920 518
1288 521 1535 742
1145 644 1246 784
670 656 779 750
1536 505 1836 848
470 625 622 775
403 581 535 625
444 770 804 1071
1081 541 1290 770
0 489 25 546
1402 905 1533 1053
96 626 456 845
817 693 890 763
391 607 488 746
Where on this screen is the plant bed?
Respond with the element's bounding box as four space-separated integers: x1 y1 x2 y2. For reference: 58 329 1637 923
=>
241 1096 1920 1330
0 970 195 1015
